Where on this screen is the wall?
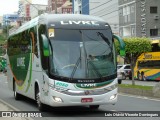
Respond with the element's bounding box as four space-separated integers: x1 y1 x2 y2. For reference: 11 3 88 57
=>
136 0 160 38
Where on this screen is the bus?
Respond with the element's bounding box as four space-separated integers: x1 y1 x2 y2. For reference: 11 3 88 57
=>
134 40 160 81
7 14 125 111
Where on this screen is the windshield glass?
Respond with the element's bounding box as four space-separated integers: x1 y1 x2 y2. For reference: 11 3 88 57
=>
49 29 116 79
138 60 160 69
117 65 122 69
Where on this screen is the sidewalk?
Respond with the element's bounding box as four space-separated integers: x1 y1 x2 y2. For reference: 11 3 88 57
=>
0 99 33 120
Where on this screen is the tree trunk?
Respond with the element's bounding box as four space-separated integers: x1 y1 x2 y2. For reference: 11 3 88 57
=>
131 54 135 85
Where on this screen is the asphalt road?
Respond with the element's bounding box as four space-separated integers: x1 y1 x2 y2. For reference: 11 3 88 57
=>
0 73 160 120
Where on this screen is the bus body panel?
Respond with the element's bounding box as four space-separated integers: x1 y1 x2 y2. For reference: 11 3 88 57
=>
134 52 160 81
6 55 14 91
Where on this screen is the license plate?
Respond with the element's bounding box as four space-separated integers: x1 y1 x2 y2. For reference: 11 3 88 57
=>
81 98 93 103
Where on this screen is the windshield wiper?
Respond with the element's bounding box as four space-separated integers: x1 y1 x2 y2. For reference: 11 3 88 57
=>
80 30 103 79
70 56 81 80
87 59 102 78
97 32 112 50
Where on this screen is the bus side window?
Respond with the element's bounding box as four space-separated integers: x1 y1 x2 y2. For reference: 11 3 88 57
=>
20 31 31 54
38 24 48 70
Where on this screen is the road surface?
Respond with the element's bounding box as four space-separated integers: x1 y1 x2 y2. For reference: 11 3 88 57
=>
0 73 160 120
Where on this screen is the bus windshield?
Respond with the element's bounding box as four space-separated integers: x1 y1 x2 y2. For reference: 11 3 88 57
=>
49 29 116 79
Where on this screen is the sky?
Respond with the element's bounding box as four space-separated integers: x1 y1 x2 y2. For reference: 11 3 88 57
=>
0 0 48 16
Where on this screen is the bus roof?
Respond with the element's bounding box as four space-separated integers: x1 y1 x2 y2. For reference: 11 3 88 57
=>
137 52 160 61
9 14 111 36
45 14 109 29
151 40 160 44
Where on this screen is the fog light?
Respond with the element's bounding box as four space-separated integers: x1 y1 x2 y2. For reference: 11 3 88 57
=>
110 94 117 100
53 96 63 103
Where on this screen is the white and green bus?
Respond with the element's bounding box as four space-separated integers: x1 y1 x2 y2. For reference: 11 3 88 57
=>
7 14 125 111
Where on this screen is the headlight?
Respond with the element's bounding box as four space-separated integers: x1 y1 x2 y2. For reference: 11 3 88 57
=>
53 96 63 103
110 94 117 100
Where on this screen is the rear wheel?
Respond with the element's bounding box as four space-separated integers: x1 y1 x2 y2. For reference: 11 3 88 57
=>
89 105 99 110
141 71 145 81
13 81 21 100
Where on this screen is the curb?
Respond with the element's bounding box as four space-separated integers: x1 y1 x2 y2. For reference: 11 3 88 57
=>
118 87 160 99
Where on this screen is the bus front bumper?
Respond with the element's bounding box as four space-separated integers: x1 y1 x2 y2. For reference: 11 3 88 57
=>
47 88 117 107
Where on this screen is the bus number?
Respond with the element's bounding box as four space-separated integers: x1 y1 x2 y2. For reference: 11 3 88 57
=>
56 82 68 88
144 54 152 59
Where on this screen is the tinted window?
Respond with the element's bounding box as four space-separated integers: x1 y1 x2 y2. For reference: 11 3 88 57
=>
117 65 122 69
150 6 157 13
124 65 130 69
138 60 160 69
8 31 31 56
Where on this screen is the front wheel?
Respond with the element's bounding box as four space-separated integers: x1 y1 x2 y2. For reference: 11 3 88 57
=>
137 71 140 80
36 87 45 111
118 80 122 84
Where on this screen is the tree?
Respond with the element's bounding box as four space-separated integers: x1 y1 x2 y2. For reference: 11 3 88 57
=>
115 37 152 85
0 34 7 41
0 34 7 56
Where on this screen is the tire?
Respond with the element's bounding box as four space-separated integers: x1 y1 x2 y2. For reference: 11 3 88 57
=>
36 86 45 111
141 71 145 81
141 75 145 81
118 80 122 84
13 81 21 100
89 105 99 110
137 71 140 80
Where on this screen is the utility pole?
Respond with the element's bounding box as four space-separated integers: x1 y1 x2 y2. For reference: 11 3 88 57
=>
5 20 9 38
7 24 9 38
54 0 57 14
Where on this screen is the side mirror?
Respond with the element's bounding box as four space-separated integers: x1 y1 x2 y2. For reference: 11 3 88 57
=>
41 34 50 57
113 34 125 56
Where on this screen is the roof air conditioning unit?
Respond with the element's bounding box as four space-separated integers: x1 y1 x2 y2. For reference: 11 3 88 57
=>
154 15 159 20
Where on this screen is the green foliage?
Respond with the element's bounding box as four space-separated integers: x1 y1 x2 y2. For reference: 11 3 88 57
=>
0 34 7 56
115 37 152 63
0 34 7 41
119 84 153 90
123 37 152 55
